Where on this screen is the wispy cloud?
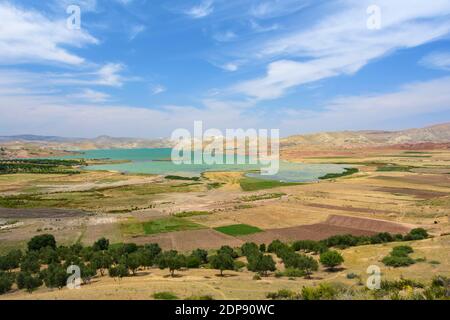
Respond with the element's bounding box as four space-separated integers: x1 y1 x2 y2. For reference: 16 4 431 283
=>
420 52 450 71
0 2 98 65
150 84 166 95
279 77 450 134
232 0 450 100
69 89 110 103
185 0 214 19
129 24 146 41
250 0 310 19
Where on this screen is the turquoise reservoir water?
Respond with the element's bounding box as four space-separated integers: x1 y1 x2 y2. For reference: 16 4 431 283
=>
63 148 349 183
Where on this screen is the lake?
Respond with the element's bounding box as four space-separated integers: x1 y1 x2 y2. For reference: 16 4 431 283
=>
63 148 350 183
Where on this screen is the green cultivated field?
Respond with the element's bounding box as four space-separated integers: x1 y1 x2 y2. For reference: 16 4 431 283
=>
142 217 205 235
240 177 300 191
214 224 263 236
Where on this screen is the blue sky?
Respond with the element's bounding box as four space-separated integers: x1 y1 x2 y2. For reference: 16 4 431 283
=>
0 0 450 138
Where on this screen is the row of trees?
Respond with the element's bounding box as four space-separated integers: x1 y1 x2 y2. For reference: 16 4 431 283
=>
0 159 84 175
0 227 429 295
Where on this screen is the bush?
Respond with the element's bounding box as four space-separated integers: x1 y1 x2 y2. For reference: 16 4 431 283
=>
187 295 214 300
382 246 416 268
404 228 428 241
391 245 414 257
282 268 306 278
320 250 344 270
153 291 179 300
301 283 338 300
267 289 298 300
28 234 56 251
382 255 415 268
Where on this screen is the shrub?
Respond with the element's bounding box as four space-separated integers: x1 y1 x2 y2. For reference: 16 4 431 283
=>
320 250 344 270
404 228 428 241
187 295 214 300
153 291 179 300
391 245 414 257
301 283 338 300
382 255 415 268
267 289 298 300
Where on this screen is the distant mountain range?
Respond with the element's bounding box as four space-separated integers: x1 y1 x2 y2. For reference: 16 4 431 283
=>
0 123 449 159
281 122 450 149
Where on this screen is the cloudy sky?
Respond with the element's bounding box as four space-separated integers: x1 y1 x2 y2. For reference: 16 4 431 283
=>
1 0 450 138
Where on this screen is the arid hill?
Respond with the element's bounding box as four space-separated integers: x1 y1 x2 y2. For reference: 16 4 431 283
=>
281 122 450 150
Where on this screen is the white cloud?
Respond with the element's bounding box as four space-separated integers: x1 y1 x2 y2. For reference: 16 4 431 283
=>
233 0 450 100
221 62 239 72
69 89 110 103
185 0 214 19
129 25 146 41
213 30 237 42
150 84 166 95
58 0 98 12
250 0 310 19
420 52 450 71
279 77 450 133
0 2 98 65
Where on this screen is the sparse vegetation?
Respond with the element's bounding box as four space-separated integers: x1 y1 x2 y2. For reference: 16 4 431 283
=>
318 168 358 180
239 192 286 202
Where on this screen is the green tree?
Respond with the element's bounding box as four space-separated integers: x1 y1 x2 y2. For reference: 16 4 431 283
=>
91 252 112 276
27 234 56 251
93 238 110 251
247 254 276 276
108 264 129 280
16 272 43 293
156 251 186 277
0 272 14 294
217 246 238 258
209 253 235 276
191 249 208 264
320 250 344 271
0 249 22 271
41 263 67 289
20 252 41 273
241 242 259 257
